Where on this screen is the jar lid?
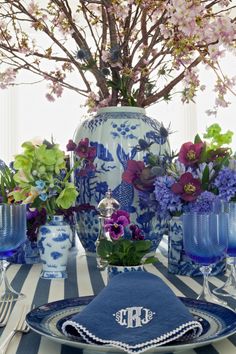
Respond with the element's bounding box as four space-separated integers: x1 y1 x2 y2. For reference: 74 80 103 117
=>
97 189 120 217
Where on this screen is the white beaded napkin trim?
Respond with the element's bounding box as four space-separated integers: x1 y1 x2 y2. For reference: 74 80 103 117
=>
62 320 203 354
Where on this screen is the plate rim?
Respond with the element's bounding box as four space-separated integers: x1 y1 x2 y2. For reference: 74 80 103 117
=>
26 296 236 353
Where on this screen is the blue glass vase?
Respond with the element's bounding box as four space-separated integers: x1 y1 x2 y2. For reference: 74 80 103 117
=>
168 216 226 276
74 106 170 254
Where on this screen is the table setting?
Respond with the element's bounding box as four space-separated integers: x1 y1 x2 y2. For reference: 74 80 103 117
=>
1 126 236 354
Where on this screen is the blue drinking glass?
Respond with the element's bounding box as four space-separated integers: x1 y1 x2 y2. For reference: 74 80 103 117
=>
182 211 228 305
214 202 236 297
0 204 27 302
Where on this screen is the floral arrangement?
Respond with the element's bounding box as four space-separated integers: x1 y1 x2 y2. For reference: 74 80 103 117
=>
10 137 96 217
97 209 157 266
122 123 234 217
154 124 233 217
0 1 235 113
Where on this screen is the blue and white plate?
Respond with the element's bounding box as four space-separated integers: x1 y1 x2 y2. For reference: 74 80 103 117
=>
26 296 236 353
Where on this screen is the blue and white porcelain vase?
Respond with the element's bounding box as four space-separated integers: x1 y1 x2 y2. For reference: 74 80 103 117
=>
37 215 72 279
74 106 170 254
168 216 226 276
107 264 145 282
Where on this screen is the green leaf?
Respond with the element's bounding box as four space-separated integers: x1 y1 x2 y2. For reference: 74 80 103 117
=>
143 256 158 264
194 134 203 144
201 165 210 190
55 182 78 209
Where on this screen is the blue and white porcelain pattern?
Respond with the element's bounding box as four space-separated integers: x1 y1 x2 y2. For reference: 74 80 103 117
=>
74 106 170 254
38 215 72 279
107 264 145 282
168 217 226 276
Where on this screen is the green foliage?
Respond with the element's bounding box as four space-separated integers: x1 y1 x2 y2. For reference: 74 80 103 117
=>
203 123 233 149
97 238 157 266
11 139 79 215
0 162 16 203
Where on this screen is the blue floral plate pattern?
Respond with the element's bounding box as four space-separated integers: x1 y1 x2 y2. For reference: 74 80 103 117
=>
26 296 236 353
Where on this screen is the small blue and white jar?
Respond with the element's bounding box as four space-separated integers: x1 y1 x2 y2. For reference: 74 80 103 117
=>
37 215 72 279
107 264 145 282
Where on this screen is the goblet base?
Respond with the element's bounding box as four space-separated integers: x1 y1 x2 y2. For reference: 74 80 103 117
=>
199 265 228 307
213 260 236 298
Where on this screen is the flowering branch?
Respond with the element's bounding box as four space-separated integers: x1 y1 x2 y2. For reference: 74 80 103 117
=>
0 0 235 111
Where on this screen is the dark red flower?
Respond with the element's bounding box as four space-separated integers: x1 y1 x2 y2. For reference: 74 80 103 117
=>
66 139 77 152
171 172 202 202
75 138 90 158
178 142 204 166
122 160 145 184
87 146 96 161
122 160 155 192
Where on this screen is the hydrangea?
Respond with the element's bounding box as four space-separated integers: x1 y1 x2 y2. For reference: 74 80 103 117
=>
188 191 220 213
213 167 236 201
154 175 183 217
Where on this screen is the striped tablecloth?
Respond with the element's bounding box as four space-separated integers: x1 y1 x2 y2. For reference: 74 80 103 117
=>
1 236 236 354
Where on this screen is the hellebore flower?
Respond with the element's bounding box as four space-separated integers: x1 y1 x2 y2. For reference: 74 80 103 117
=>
178 142 204 166
171 172 202 202
122 160 155 192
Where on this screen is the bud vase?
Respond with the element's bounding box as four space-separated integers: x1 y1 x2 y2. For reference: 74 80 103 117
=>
37 215 72 279
74 106 170 254
168 216 226 276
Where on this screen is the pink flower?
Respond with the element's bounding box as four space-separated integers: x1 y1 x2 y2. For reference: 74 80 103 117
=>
171 172 202 202
178 142 204 166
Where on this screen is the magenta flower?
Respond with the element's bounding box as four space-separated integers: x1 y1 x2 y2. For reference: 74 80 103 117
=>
178 142 204 166
104 210 130 240
87 146 96 161
111 210 130 224
105 223 125 240
75 138 90 158
75 138 96 161
171 172 202 202
130 224 144 240
66 139 77 152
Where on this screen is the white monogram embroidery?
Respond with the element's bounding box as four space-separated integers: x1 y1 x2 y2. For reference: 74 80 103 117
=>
113 307 155 328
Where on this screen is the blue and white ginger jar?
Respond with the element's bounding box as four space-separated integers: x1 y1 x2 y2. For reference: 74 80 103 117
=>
74 106 170 254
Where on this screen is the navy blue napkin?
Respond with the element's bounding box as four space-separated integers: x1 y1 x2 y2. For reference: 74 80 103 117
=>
62 271 202 353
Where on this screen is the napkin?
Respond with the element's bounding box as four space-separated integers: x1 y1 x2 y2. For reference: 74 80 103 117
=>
62 271 202 353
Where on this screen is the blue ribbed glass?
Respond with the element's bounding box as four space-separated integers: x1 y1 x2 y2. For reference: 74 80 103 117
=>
0 204 27 258
227 202 236 257
182 212 228 266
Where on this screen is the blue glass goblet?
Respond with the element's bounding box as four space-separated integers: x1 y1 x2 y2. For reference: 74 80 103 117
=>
0 204 27 302
214 202 236 297
182 211 228 305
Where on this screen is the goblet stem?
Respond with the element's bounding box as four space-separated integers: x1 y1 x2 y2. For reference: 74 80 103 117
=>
198 265 228 306
0 260 25 302
213 257 236 297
